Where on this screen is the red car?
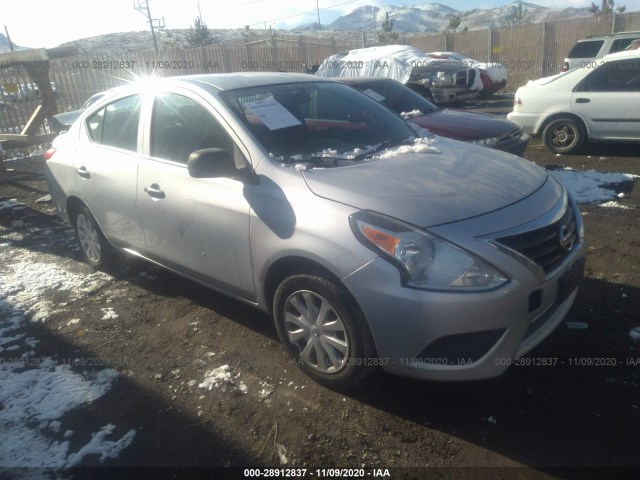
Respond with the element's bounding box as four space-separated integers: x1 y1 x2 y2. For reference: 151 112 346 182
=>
339 77 528 156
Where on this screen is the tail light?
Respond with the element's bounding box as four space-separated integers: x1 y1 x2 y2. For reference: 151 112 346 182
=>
44 147 56 161
561 62 569 72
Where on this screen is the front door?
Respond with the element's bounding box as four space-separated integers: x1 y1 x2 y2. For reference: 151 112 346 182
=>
137 91 255 300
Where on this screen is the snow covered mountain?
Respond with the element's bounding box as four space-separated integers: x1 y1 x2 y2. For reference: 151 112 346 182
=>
295 2 595 32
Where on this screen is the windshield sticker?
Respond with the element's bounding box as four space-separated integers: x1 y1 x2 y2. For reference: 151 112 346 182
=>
244 98 302 131
361 88 386 102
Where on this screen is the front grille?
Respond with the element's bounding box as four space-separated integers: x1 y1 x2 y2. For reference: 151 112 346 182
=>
496 203 578 274
453 69 476 88
496 127 523 147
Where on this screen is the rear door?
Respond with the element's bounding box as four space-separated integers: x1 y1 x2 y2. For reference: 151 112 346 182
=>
572 59 640 140
74 94 146 250
137 89 255 299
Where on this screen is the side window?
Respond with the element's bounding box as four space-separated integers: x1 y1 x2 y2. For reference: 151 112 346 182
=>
568 40 604 58
582 60 640 92
86 95 141 151
151 93 234 164
610 38 640 54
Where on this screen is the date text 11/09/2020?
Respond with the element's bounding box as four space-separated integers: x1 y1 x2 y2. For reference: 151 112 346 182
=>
244 468 391 478
2 356 638 368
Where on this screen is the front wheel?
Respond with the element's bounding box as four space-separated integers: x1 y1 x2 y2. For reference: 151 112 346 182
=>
273 274 377 389
542 117 586 154
73 205 115 269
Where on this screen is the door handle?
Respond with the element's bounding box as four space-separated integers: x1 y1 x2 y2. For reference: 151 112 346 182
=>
144 184 166 199
75 166 90 179
575 98 591 104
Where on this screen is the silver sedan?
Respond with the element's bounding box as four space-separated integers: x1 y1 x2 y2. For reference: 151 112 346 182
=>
45 73 585 388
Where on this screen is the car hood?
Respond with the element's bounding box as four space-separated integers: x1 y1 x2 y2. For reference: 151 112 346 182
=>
301 138 548 227
408 109 518 141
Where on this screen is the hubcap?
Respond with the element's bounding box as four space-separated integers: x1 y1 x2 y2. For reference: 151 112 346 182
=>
283 290 349 373
551 124 576 149
77 213 101 263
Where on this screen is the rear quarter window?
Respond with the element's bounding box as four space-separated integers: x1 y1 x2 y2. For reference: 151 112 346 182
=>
568 40 605 58
85 95 141 151
609 37 640 54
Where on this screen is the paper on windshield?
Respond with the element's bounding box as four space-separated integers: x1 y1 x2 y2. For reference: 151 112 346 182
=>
244 98 302 131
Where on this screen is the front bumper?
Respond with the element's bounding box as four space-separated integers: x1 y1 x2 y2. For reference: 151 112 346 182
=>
432 88 480 104
342 244 584 382
494 133 530 156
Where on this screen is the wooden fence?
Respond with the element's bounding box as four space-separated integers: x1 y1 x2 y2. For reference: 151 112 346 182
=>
1 11 639 153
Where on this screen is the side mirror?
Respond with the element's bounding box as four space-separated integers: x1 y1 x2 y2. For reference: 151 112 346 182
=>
187 148 255 182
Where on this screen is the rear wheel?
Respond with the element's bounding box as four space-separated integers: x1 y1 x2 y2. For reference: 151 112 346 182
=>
73 205 115 269
542 117 586 154
273 273 377 389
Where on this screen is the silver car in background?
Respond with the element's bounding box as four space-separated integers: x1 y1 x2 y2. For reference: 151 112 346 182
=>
45 73 585 388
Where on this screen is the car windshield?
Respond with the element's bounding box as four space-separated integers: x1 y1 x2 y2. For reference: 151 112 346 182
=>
220 81 417 166
347 79 440 116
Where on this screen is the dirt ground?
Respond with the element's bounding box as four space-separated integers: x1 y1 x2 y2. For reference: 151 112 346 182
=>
1 102 639 479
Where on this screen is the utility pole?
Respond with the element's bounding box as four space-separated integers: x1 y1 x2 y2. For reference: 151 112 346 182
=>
133 0 165 55
316 0 322 30
4 26 15 51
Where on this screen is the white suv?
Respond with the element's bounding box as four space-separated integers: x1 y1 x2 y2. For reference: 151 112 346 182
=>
562 31 640 72
508 49 640 154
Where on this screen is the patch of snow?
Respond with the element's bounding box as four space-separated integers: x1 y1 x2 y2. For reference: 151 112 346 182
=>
0 198 22 211
600 201 630 209
548 168 638 204
377 136 440 157
65 424 136 467
0 225 134 468
101 307 118 320
400 109 424 119
199 365 237 391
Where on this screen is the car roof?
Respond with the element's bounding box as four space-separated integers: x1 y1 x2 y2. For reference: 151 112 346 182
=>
167 72 326 92
96 73 330 101
578 31 640 40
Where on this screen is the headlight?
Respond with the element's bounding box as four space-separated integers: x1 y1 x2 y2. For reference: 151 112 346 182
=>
470 137 499 147
431 71 452 87
350 211 508 291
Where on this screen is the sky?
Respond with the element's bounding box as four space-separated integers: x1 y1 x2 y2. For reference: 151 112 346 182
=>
3 0 640 49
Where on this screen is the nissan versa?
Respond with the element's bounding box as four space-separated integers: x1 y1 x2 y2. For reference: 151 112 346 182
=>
44 73 585 388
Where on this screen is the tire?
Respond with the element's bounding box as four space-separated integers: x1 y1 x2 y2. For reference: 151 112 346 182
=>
542 117 586 154
72 205 115 269
273 274 377 389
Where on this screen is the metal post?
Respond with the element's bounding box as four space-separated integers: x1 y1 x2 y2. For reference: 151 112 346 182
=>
4 26 14 52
